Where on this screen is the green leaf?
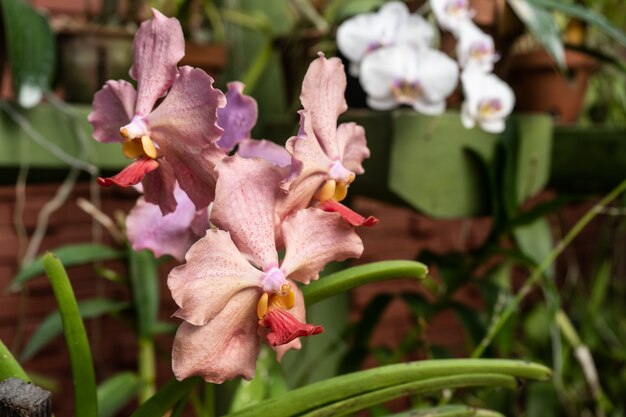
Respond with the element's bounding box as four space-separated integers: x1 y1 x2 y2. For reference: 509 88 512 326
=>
302 260 429 306
128 248 159 338
230 348 272 412
386 404 505 417
0 339 29 382
0 0 55 107
227 359 551 417
12 243 125 290
130 377 202 417
529 0 626 46
97 372 142 417
507 0 566 71
43 253 97 417
513 218 554 278
21 298 130 361
299 374 516 417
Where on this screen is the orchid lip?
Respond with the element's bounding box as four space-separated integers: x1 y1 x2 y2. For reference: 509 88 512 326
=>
121 115 149 140
391 80 423 106
261 266 290 295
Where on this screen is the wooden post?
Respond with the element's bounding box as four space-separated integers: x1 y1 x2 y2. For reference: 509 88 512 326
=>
0 378 51 417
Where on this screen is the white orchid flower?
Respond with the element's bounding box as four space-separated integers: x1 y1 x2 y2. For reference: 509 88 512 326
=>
430 0 474 36
337 1 435 76
460 70 515 133
456 21 499 73
360 44 459 115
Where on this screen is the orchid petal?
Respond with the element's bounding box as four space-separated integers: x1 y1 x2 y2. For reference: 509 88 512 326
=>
300 55 347 159
280 208 364 284
461 71 515 133
172 288 261 383
456 21 497 73
479 118 506 133
261 307 323 347
88 80 136 143
97 157 159 187
217 82 258 151
318 200 379 227
126 186 208 261
367 96 399 110
336 123 369 175
131 9 185 115
413 99 446 115
168 229 264 326
211 155 283 269
272 285 308 362
237 138 292 168
143 159 177 215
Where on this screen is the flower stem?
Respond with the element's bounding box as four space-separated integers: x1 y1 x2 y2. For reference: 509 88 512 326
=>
472 177 626 358
138 336 156 404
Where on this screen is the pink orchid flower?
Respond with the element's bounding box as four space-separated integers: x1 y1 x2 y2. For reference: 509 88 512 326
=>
279 54 378 227
88 9 226 214
126 184 209 261
216 82 291 167
169 155 364 383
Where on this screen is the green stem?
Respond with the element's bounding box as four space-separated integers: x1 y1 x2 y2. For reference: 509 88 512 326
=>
227 359 550 417
300 374 516 417
472 177 626 358
202 383 215 417
138 337 156 403
0 339 29 382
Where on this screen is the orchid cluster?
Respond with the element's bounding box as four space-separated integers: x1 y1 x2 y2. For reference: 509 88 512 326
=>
337 0 515 133
88 9 376 383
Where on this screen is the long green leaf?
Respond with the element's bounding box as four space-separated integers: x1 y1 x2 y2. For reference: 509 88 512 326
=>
12 243 125 290
127 248 159 338
302 261 429 306
43 253 97 417
529 0 626 46
0 339 29 382
387 405 505 417
0 0 55 107
97 372 142 417
21 298 130 361
507 0 566 71
130 377 202 417
300 374 516 417
227 359 551 417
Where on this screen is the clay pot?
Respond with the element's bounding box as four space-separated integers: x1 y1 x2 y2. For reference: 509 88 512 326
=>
507 49 598 124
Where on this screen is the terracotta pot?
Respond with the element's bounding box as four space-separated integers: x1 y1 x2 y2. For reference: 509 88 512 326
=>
56 25 134 103
507 49 598 124
178 41 228 81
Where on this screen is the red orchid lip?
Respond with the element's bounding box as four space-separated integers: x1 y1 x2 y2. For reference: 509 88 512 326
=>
97 156 159 187
318 200 379 227
260 308 324 347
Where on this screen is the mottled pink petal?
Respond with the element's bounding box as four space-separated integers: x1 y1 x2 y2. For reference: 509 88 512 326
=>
148 66 226 149
318 200 379 227
88 80 136 143
336 123 370 175
300 54 348 159
172 288 261 383
217 82 258 151
97 157 159 187
168 229 263 326
211 155 284 269
237 138 291 168
131 9 185 115
280 208 364 284
126 186 208 261
143 159 177 214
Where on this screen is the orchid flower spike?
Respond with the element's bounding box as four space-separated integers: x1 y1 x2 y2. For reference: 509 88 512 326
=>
456 21 499 73
216 82 291 167
337 1 435 76
126 184 209 261
88 9 226 214
360 44 459 115
276 55 376 227
430 0 474 36
169 155 364 383
460 70 515 133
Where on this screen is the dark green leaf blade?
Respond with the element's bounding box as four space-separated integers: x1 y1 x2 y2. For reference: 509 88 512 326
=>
21 298 130 361
130 377 202 417
0 0 56 107
128 248 159 338
12 243 125 290
43 253 97 417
